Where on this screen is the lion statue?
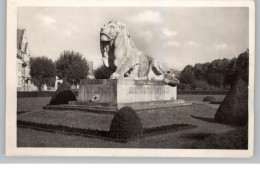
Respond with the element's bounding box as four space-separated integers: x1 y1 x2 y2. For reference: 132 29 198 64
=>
100 20 180 86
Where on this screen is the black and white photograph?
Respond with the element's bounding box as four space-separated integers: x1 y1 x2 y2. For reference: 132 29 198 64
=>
6 0 255 157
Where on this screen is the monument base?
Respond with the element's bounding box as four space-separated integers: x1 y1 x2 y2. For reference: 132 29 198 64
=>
78 79 178 103
43 79 192 113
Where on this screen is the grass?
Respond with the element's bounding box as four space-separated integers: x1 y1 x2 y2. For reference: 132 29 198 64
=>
17 97 51 112
189 125 248 149
18 103 226 130
18 110 113 131
17 95 248 149
17 124 247 149
17 95 225 112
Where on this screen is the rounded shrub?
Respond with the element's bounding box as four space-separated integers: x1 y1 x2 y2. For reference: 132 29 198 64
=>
109 106 143 141
49 79 77 105
49 90 77 105
203 96 216 102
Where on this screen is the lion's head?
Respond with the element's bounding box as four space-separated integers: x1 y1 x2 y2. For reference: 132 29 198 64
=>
100 20 130 70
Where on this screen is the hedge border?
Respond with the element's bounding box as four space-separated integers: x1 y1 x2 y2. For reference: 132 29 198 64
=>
178 90 228 95
17 120 196 143
17 90 79 98
17 90 227 98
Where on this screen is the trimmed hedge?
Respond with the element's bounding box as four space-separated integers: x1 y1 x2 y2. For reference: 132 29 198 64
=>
17 90 79 98
203 96 216 102
109 106 143 141
178 90 228 95
215 78 248 126
17 90 227 98
49 90 77 105
17 120 195 143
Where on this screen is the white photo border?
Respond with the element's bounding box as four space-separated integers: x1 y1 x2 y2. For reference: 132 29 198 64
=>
6 0 255 157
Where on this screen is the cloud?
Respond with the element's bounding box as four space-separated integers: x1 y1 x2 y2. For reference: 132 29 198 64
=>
185 41 200 47
161 27 178 38
39 15 56 26
165 41 181 47
127 10 164 24
137 30 153 41
64 23 81 37
216 43 227 49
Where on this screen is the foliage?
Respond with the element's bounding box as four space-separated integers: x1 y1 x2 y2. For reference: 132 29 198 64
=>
207 73 224 88
166 69 181 79
50 79 72 105
194 80 210 90
56 50 89 85
49 90 77 105
110 106 143 141
56 79 71 92
179 65 196 85
225 49 249 86
203 96 216 102
178 83 194 90
178 49 249 90
29 56 56 91
94 65 114 79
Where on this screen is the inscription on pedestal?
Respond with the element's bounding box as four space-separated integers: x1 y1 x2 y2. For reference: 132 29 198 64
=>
86 85 111 94
129 87 169 95
78 79 177 103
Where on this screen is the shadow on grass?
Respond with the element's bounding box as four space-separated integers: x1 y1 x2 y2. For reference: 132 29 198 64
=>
210 101 222 104
17 110 30 115
182 126 248 149
17 120 196 143
181 133 214 140
190 115 216 123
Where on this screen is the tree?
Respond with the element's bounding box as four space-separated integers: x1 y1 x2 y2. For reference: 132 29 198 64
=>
194 63 204 80
207 73 224 88
166 69 181 79
94 65 114 79
225 49 249 86
179 65 196 85
56 50 89 85
194 80 210 90
30 56 56 91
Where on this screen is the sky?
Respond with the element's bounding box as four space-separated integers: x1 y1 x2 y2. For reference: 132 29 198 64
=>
18 7 249 70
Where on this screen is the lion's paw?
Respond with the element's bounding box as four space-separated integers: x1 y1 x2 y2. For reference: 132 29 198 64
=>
110 72 120 79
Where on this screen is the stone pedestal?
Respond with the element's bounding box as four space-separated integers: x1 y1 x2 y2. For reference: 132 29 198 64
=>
44 79 191 113
77 79 177 103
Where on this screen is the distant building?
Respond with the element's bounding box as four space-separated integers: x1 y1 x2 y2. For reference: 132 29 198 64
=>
17 29 60 92
46 76 63 91
17 29 38 91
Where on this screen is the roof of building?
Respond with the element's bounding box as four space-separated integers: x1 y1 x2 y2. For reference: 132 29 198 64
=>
17 29 30 60
17 29 24 50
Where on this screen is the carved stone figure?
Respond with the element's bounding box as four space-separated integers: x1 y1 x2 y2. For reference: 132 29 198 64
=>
100 20 180 86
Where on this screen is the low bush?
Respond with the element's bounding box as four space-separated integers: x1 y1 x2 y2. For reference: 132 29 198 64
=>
203 96 216 102
49 90 77 105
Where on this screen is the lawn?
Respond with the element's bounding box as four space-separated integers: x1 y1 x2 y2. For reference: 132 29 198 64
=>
16 94 247 149
17 97 51 112
17 94 225 112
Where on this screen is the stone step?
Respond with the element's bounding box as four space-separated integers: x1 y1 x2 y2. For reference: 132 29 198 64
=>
69 99 185 107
